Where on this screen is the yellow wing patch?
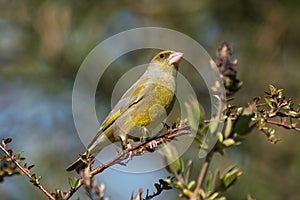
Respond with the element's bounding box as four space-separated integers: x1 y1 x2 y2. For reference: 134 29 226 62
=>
101 109 122 131
100 95 144 131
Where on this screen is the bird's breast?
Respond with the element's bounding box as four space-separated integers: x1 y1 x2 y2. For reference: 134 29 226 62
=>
129 82 175 127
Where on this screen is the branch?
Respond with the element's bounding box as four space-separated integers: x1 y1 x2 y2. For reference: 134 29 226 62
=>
0 138 55 200
63 124 191 200
266 119 300 132
276 111 300 118
195 150 214 193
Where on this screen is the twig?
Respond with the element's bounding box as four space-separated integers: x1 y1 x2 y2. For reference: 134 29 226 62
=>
191 70 226 199
276 111 300 118
195 150 214 193
0 142 55 200
63 125 191 200
266 120 300 132
91 125 191 175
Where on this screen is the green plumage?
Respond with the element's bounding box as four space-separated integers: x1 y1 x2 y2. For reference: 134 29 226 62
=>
67 50 183 172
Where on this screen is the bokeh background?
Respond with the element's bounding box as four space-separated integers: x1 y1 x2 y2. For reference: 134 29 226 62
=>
1 0 300 199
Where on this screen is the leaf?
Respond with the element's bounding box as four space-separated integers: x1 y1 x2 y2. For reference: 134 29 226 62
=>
184 160 193 184
183 189 193 197
269 85 276 95
184 96 205 131
68 177 74 188
207 192 219 200
209 117 220 135
288 110 299 115
277 89 283 98
224 117 232 138
217 131 223 142
233 103 256 136
199 188 206 198
74 178 81 189
222 139 235 147
160 144 184 175
206 171 214 191
221 167 242 188
187 180 196 190
264 98 272 108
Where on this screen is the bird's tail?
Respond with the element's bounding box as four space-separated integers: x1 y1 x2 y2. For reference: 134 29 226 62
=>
66 152 90 172
66 128 113 172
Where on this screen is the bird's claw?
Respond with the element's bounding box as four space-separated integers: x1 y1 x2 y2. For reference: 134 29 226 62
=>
125 143 133 161
147 140 158 152
118 143 133 163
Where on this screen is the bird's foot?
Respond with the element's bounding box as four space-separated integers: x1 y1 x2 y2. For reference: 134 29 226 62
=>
147 140 158 152
162 121 170 130
117 143 133 163
125 143 133 161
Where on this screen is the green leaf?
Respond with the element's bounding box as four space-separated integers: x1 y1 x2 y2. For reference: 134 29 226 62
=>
187 180 196 190
277 89 283 98
209 117 220 134
184 96 205 131
217 131 223 142
161 144 184 175
183 189 193 197
74 178 81 189
207 192 220 200
224 117 232 138
264 98 273 108
221 167 242 188
289 110 299 115
233 103 256 136
68 177 74 188
269 85 276 95
222 139 235 147
206 171 214 191
184 160 193 184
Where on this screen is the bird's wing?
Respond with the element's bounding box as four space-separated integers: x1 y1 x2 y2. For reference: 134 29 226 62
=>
100 78 149 132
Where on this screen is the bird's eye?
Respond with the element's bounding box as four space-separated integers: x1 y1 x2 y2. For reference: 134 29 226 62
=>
159 53 165 59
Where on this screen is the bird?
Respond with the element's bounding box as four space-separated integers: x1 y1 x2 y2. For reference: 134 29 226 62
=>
66 50 183 172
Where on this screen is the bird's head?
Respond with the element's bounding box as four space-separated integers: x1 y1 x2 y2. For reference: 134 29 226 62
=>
151 50 184 70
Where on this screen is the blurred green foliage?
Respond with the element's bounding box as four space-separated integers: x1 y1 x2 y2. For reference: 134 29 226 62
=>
1 0 300 199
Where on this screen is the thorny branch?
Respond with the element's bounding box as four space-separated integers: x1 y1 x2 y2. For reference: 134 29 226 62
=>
266 120 300 132
0 138 55 200
63 124 191 199
0 124 190 200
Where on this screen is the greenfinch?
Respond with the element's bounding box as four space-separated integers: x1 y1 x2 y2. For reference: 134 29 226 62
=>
67 50 183 171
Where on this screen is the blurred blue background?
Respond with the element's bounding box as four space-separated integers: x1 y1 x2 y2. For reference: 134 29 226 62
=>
1 0 300 199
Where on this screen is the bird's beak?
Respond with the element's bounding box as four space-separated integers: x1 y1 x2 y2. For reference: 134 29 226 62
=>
168 51 184 65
